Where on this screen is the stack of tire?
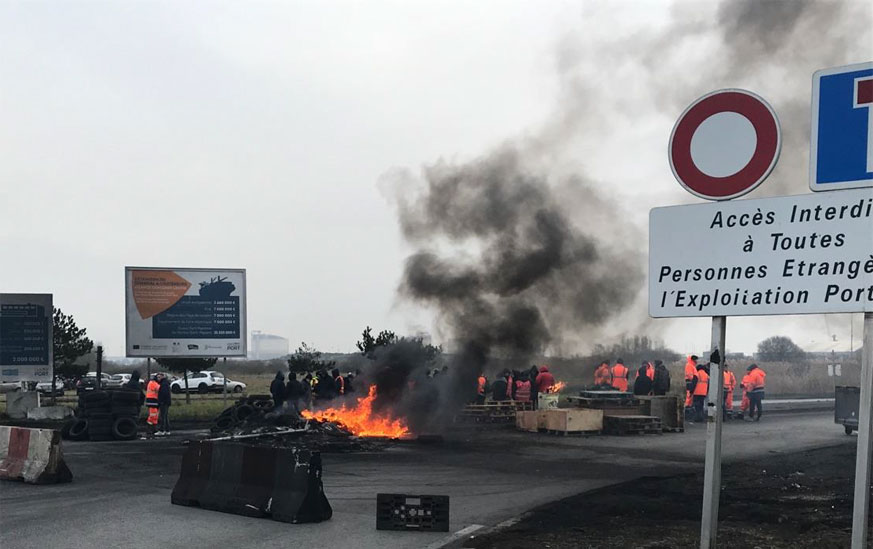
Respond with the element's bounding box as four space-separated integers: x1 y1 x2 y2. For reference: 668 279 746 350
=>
62 389 140 442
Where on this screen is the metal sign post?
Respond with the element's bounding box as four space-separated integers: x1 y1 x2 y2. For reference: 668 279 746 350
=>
700 317 726 548
851 312 873 548
223 357 228 405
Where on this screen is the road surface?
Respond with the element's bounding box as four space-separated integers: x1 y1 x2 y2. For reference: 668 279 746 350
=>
0 411 849 549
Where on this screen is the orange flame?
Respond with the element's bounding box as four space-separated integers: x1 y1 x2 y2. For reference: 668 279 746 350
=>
301 385 410 438
547 381 566 393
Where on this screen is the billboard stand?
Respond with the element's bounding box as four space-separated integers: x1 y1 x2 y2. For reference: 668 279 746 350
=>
851 313 873 548
222 357 228 405
700 317 726 548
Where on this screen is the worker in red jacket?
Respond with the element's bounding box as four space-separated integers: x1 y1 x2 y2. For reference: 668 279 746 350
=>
535 365 555 393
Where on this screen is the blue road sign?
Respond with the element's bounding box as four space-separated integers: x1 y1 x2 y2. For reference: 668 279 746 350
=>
810 62 873 191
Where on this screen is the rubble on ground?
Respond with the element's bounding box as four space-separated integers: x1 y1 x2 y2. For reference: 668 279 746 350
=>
204 395 389 453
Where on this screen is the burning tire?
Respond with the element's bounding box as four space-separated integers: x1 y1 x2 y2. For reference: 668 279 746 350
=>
68 419 89 441
112 417 138 441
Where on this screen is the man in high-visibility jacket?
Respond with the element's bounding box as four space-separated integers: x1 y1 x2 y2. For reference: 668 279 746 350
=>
746 363 766 421
610 359 629 392
692 364 709 422
740 371 751 418
594 361 611 387
144 374 160 439
476 374 487 404
723 364 737 420
684 355 698 408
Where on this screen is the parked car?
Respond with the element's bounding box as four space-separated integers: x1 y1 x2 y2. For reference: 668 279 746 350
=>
170 371 246 394
76 372 113 394
105 374 131 388
36 379 65 396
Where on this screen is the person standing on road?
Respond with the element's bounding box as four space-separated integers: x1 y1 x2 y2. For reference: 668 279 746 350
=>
652 360 670 396
692 364 710 422
270 371 286 409
143 374 160 439
746 364 766 421
684 355 698 408
285 372 304 414
723 364 737 420
125 370 145 408
492 369 511 401
740 370 751 418
156 373 172 436
633 361 653 396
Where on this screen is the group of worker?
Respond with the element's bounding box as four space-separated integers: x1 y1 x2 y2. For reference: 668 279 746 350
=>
593 359 671 396
476 365 555 406
683 355 767 422
269 368 359 412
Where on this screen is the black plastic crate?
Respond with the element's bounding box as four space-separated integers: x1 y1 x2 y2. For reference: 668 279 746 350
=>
376 493 449 532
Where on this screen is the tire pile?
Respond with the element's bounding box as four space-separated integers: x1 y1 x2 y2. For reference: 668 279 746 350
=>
62 390 141 442
210 395 296 434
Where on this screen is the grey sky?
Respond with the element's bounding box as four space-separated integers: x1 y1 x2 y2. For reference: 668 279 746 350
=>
1 1 870 357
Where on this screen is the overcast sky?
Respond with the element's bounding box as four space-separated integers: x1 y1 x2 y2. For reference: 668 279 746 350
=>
1 0 870 357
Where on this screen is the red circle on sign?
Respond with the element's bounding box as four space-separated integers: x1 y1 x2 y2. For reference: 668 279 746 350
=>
669 89 781 200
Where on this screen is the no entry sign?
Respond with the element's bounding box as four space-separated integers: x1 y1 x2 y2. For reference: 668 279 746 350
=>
669 89 781 201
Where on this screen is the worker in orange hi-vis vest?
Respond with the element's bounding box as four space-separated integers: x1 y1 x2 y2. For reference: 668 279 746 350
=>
722 364 737 420
610 359 629 392
144 374 160 439
684 355 698 408
594 361 611 386
740 371 751 418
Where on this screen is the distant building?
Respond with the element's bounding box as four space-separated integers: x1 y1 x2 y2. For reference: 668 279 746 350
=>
250 331 289 360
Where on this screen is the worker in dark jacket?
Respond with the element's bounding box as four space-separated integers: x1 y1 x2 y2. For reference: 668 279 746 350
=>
125 370 145 407
285 373 304 414
270 371 286 409
633 361 653 396
652 360 671 395
156 374 172 436
491 369 510 401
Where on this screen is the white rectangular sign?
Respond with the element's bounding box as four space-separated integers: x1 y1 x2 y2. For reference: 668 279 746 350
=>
0 293 53 382
125 267 247 357
649 188 873 317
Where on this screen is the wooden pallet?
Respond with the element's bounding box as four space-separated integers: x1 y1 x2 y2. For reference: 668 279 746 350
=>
544 429 600 437
603 414 662 436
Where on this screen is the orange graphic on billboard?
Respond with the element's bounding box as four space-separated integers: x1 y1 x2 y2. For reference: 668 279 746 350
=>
131 270 191 319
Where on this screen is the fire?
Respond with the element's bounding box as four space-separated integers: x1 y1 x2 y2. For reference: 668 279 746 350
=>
301 385 410 438
547 381 566 393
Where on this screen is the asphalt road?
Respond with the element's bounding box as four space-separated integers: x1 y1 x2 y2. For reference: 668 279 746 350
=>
0 411 850 549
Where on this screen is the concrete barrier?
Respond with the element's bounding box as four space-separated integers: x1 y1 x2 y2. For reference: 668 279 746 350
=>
6 391 40 419
0 426 72 484
27 406 74 421
171 441 332 523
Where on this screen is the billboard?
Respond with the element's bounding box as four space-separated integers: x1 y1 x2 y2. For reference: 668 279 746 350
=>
649 188 873 317
0 293 53 382
125 267 247 357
